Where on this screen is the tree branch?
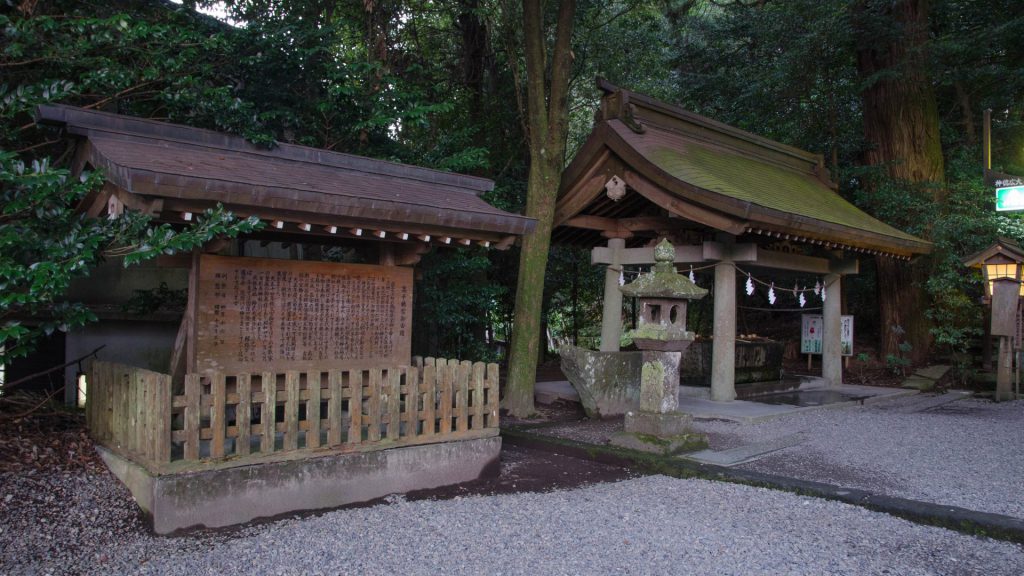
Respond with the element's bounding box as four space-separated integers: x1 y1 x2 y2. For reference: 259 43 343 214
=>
546 0 577 156
1 345 105 392
522 0 549 151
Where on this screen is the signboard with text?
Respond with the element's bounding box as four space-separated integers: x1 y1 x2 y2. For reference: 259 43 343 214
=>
193 255 412 373
801 314 854 356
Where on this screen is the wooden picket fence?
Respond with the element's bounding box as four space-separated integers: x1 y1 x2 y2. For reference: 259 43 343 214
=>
86 361 173 466
87 358 499 472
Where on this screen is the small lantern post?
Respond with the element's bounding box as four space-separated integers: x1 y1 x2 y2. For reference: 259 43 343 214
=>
963 238 1024 401
610 239 709 453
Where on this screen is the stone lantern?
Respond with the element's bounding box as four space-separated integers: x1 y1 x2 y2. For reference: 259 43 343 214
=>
621 239 707 352
611 239 709 454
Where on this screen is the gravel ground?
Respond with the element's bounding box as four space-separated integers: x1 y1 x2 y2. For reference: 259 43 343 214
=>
690 396 1024 519
5 475 1022 576
4 396 1022 575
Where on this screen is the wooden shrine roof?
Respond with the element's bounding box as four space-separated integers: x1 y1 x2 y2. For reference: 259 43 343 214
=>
36 105 534 248
555 80 930 259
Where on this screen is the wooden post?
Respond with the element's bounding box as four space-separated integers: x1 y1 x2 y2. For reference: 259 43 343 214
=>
457 361 471 432
284 371 299 450
308 371 322 449
471 362 485 430
348 370 363 444
210 372 226 458
184 374 201 460
367 369 382 442
237 373 251 456
404 366 419 439
387 368 401 440
438 359 453 434
154 372 172 464
422 360 436 436
328 370 342 446
486 363 500 428
131 369 144 455
261 372 276 453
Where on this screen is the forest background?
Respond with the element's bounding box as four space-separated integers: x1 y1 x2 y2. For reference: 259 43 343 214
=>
2 0 1023 406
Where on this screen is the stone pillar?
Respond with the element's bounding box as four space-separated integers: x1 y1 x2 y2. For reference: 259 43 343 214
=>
711 261 736 402
599 237 626 352
822 273 843 387
639 350 681 413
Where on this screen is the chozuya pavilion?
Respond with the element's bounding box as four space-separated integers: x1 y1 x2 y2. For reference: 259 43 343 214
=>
555 79 930 403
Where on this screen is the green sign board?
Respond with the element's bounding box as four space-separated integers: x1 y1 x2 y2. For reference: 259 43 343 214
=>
996 185 1024 212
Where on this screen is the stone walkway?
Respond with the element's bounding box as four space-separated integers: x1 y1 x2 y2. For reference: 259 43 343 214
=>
533 389 1023 521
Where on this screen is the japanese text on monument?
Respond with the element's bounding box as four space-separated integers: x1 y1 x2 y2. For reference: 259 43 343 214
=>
196 255 412 372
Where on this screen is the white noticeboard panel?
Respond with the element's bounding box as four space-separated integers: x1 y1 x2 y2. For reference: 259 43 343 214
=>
801 315 854 356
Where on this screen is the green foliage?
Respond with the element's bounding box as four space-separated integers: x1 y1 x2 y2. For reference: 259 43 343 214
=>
4 0 1019 372
668 0 862 167
122 282 187 316
0 2 265 370
662 0 1024 363
0 145 260 367
543 246 604 352
413 248 506 362
884 326 912 376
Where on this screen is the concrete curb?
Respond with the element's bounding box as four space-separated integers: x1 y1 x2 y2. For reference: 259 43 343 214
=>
501 426 1024 544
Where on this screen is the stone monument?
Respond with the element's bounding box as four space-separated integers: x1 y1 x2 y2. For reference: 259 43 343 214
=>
610 239 709 455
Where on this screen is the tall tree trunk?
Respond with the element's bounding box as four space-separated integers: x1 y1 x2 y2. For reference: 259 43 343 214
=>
503 0 576 417
854 0 944 362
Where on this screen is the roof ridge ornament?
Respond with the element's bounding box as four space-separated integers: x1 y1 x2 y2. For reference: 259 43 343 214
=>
622 102 646 134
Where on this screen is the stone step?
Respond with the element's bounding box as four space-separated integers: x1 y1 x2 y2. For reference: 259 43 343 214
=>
901 364 951 391
901 376 937 391
681 433 805 467
913 364 951 381
894 391 973 414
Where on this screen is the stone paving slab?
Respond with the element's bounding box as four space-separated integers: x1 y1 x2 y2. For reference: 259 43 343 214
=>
678 385 916 424
683 433 805 466
887 390 973 413
914 364 952 381
900 375 936 390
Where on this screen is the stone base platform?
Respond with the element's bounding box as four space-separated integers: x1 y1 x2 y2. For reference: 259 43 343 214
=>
609 431 708 456
99 435 501 534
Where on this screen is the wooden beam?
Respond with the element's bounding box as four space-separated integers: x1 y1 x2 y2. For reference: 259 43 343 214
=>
622 171 748 235
563 215 686 244
157 199 515 247
591 242 859 275
701 241 757 262
379 243 396 266
564 215 619 232
154 254 192 268
592 244 704 266
83 184 114 218
203 237 233 254
554 168 614 226
621 216 678 232
115 189 164 216
395 243 430 266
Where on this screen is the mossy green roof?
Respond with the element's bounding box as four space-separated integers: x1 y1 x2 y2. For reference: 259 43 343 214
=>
647 144 921 244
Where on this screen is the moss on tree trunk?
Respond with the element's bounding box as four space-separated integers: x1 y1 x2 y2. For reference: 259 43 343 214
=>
855 0 945 362
503 0 576 418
